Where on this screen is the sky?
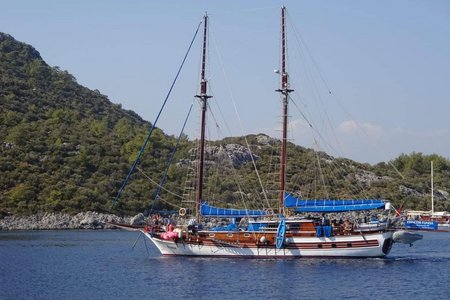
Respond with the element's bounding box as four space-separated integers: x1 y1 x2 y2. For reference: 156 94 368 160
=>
1 0 450 164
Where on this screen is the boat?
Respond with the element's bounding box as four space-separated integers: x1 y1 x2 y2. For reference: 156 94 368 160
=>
405 161 450 229
406 211 449 229
128 7 419 258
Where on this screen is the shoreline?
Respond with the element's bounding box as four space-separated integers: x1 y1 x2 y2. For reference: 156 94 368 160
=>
0 211 143 231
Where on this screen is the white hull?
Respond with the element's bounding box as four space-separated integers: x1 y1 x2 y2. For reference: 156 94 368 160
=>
142 231 393 258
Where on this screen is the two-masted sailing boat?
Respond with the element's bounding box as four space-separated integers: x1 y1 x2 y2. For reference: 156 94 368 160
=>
133 7 413 258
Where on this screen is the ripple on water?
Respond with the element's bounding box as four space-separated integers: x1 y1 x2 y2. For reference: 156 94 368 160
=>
0 230 449 300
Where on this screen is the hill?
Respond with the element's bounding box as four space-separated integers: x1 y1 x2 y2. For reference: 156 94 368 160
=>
0 32 178 215
1 32 449 216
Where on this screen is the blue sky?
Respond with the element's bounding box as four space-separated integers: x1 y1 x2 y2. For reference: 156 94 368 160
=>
1 0 450 164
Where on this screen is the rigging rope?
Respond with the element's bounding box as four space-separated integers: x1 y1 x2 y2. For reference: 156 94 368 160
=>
290 96 371 200
314 142 329 199
112 20 203 206
286 11 332 95
208 6 279 15
149 102 194 213
136 166 183 200
211 33 271 209
286 10 404 180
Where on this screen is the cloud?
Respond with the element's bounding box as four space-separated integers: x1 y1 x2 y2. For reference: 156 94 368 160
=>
256 117 450 164
333 121 450 163
336 120 358 133
336 120 383 139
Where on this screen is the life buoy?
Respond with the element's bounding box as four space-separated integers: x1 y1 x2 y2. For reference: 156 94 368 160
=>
265 208 274 216
179 207 187 216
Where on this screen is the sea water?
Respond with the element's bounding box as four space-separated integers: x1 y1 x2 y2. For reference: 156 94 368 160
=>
1 230 449 300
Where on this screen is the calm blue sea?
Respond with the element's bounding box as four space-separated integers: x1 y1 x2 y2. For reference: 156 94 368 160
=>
0 230 449 300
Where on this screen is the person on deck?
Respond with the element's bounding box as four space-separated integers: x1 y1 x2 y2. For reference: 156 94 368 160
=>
321 213 330 226
187 218 197 235
343 219 352 235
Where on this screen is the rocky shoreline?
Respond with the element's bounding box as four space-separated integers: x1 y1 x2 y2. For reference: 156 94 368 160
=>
0 211 143 231
0 210 394 231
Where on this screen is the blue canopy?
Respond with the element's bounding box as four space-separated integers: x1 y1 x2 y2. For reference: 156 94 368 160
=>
284 193 386 213
200 201 269 217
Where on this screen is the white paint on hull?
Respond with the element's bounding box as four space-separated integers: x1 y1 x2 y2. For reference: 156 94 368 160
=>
142 231 393 258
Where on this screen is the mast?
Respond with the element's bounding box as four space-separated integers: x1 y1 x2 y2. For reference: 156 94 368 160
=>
431 160 434 214
276 6 293 216
195 13 212 220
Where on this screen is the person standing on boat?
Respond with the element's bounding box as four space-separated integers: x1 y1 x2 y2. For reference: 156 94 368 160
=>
187 217 197 234
320 214 329 237
238 217 248 230
321 213 330 226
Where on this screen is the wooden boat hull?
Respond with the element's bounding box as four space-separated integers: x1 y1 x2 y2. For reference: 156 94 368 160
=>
142 230 393 258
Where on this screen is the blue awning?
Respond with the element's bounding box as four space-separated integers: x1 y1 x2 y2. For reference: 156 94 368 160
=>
284 193 386 212
200 201 269 217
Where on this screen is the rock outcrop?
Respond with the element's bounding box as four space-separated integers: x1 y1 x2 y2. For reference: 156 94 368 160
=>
0 211 134 230
178 143 259 167
355 170 392 186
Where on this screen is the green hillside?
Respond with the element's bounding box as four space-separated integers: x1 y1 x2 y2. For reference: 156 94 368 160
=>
0 32 178 216
1 32 449 216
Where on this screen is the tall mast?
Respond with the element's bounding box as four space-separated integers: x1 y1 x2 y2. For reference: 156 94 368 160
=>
431 160 434 214
195 13 211 220
276 6 293 216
